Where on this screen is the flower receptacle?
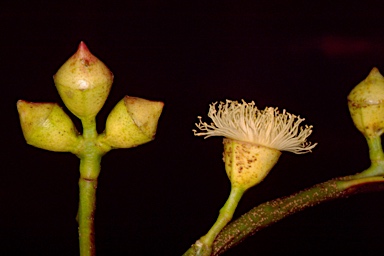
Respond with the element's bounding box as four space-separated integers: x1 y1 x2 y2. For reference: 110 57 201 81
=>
223 138 281 190
17 100 79 152
102 96 164 148
348 67 384 138
54 42 113 120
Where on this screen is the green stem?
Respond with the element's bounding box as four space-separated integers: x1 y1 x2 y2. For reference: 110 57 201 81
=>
183 186 245 256
202 186 245 246
367 136 384 162
77 117 103 256
355 136 384 178
78 175 98 256
82 117 98 140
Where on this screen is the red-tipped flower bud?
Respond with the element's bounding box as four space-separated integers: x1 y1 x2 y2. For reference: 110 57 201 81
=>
54 42 113 120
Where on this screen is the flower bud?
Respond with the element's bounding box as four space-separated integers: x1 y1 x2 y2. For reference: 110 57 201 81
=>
102 96 164 148
17 100 79 152
223 138 281 190
53 42 113 119
348 67 384 138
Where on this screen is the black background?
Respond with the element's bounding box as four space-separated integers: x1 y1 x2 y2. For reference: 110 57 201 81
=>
2 1 384 255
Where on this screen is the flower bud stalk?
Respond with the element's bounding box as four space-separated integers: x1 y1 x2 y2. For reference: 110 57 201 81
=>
348 68 384 178
187 186 245 256
78 177 97 256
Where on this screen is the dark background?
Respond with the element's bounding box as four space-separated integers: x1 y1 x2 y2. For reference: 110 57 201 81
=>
2 1 384 255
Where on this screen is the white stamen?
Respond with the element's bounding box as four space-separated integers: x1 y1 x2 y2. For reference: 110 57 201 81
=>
193 100 317 154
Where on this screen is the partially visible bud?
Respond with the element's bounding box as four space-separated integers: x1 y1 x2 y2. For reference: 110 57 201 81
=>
348 67 384 138
54 42 113 119
223 138 281 190
102 96 164 148
17 100 79 152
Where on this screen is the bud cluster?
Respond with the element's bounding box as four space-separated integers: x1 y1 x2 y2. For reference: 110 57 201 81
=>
17 42 163 152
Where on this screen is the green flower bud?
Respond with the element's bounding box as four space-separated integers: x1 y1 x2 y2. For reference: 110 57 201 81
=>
223 138 281 190
17 100 79 152
53 42 113 119
102 96 164 148
348 67 384 138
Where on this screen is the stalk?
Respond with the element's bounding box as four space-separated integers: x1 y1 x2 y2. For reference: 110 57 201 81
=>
78 175 98 256
183 186 245 256
77 117 103 256
201 186 245 246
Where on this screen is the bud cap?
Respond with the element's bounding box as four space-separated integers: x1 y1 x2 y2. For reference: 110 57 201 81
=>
348 67 384 137
54 42 113 119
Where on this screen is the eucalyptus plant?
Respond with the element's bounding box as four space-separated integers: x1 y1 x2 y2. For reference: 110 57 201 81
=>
17 43 384 256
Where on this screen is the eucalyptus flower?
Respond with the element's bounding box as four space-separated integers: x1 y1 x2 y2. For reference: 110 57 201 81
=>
193 100 317 189
187 100 317 256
